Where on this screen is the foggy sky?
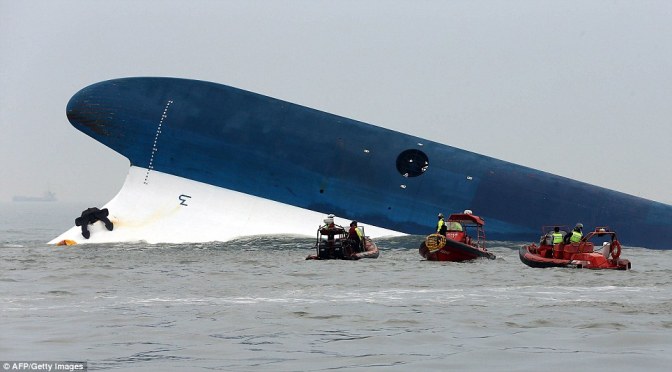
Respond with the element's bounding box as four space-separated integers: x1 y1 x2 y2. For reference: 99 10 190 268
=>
1 0 671 205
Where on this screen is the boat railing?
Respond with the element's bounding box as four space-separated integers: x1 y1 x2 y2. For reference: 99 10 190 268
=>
476 226 486 249
445 224 487 249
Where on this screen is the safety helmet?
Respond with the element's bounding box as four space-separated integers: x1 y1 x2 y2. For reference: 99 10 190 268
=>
327 214 335 218
575 223 583 229
438 213 444 218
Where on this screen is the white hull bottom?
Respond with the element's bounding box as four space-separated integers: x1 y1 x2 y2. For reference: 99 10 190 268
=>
48 166 405 245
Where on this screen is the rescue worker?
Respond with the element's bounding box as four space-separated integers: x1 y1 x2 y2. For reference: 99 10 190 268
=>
564 223 583 244
551 226 564 244
75 207 113 239
348 220 364 252
436 213 447 235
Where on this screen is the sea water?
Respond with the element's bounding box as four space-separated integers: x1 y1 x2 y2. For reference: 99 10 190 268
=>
1 202 671 371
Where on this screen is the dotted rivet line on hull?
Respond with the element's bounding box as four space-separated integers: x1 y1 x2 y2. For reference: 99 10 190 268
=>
144 100 173 185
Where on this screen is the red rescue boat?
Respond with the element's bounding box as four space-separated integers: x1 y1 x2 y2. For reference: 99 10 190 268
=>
519 226 631 270
419 211 495 261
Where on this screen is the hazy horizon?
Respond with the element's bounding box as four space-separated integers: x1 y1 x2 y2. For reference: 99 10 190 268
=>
2 0 671 205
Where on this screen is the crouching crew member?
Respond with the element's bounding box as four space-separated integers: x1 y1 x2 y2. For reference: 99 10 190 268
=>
75 207 113 239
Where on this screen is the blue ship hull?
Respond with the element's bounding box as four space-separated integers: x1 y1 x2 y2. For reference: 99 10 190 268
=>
65 77 672 249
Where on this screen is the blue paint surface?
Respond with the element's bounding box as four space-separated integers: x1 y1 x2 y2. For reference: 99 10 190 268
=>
66 77 672 249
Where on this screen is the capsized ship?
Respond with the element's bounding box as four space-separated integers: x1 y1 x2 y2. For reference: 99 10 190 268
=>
49 77 672 248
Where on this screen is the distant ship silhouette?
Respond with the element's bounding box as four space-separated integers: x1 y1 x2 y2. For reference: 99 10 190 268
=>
12 191 57 202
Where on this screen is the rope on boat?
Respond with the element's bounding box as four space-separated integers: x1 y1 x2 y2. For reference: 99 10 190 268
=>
425 233 446 252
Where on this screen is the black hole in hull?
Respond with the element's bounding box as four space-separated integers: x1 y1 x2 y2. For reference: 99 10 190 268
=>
396 149 429 177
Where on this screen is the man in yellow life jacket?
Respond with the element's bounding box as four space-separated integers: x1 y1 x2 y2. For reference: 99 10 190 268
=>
552 226 564 244
564 223 583 244
436 213 447 235
540 226 565 245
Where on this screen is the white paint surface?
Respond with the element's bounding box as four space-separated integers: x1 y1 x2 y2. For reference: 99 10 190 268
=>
48 166 404 244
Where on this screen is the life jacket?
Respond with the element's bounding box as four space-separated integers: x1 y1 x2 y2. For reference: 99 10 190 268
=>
552 232 563 244
437 219 447 234
349 226 363 240
570 230 582 243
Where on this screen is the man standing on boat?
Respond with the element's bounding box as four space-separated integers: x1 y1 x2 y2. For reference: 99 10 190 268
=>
348 221 363 252
436 213 447 235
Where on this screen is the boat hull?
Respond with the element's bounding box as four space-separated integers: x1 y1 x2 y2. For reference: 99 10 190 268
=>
519 245 631 270
52 77 672 247
419 238 496 262
353 238 380 259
